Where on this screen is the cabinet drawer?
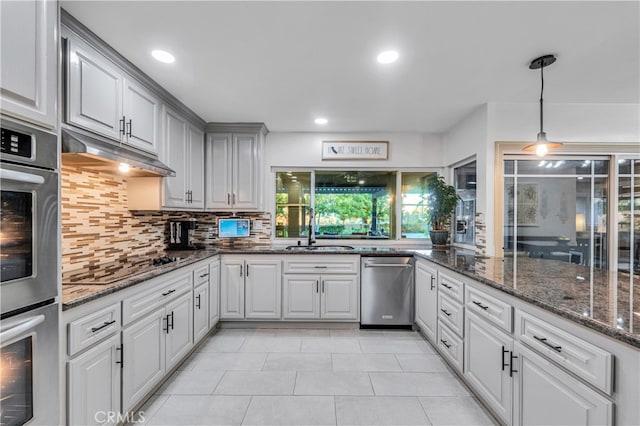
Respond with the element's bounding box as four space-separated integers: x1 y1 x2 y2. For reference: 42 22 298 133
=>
283 255 359 274
68 303 121 356
438 272 464 303
465 286 513 333
437 322 463 372
516 311 613 395
438 292 464 337
194 265 210 286
122 273 192 326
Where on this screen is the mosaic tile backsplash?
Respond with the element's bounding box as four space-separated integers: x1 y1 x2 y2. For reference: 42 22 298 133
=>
61 165 271 273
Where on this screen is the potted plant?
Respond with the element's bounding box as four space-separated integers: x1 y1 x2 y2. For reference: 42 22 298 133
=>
425 174 459 246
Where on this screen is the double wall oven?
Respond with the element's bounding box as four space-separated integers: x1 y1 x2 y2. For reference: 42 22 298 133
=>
1 118 60 425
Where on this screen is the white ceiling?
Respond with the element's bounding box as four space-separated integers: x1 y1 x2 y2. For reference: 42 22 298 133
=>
60 1 639 133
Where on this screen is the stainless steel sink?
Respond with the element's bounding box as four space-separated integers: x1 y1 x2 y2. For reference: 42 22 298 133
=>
285 245 355 251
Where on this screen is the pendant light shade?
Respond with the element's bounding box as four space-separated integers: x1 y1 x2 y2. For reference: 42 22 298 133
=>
523 54 563 157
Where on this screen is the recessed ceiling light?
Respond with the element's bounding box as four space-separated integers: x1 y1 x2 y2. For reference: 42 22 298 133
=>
314 118 328 125
151 49 175 63
377 50 399 64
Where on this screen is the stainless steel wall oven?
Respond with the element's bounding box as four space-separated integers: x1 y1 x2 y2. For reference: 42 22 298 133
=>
1 117 60 426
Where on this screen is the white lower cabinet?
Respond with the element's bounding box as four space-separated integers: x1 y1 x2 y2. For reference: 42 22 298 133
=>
220 256 282 320
193 282 210 342
513 342 613 426
121 307 165 413
209 258 220 327
464 309 514 424
121 274 193 412
282 274 358 320
414 260 438 342
67 334 121 426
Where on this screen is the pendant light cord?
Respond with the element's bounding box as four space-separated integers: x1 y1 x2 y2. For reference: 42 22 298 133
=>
539 64 545 134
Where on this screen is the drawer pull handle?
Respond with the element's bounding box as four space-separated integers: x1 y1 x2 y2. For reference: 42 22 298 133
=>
162 289 176 296
533 335 562 352
501 346 509 371
440 339 451 349
314 266 328 269
91 320 116 333
441 283 453 290
199 273 209 278
472 300 489 311
440 308 452 317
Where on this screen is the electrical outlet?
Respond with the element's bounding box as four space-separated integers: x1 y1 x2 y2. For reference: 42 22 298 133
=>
252 219 262 230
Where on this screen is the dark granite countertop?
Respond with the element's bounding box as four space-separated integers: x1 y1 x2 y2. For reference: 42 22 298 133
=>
61 245 640 348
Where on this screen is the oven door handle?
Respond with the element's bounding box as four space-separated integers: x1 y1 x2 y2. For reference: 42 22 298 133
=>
0 169 45 185
0 315 45 342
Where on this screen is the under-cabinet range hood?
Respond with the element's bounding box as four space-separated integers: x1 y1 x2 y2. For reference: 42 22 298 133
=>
61 127 175 177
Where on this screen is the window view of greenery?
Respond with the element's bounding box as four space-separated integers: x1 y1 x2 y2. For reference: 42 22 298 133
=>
315 171 395 239
275 170 440 240
275 171 311 238
401 172 435 239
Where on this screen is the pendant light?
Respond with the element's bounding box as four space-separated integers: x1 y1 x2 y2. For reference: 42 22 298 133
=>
523 54 563 157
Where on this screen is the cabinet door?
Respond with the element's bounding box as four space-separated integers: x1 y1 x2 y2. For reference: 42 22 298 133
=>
232 133 259 210
464 310 513 424
165 291 193 370
162 107 188 208
245 259 282 319
205 134 233 209
220 258 245 319
122 308 165 413
68 334 121 426
321 275 359 320
415 261 438 342
209 260 220 327
187 125 205 208
123 78 160 154
0 0 57 128
513 342 613 426
193 283 210 343
283 275 320 319
66 36 124 141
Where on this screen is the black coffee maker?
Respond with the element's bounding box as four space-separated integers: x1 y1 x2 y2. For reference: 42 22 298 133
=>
168 219 200 249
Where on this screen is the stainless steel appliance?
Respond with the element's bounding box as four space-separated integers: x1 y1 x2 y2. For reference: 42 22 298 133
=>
1 119 58 314
0 303 60 425
361 256 414 327
1 117 60 425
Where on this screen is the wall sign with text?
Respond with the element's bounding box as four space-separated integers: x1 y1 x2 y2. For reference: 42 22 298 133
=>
322 141 389 160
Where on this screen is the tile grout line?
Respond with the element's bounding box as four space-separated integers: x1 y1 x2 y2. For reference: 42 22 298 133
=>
239 395 253 426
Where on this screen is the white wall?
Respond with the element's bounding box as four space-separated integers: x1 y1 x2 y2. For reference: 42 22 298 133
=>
263 132 443 216
443 102 640 256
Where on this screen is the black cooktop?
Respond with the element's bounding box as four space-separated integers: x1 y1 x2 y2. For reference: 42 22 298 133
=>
63 255 180 285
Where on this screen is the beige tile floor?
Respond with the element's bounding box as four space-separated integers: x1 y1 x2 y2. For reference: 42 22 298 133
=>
135 328 497 426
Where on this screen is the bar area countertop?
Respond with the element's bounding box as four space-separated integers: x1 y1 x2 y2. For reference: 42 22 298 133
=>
61 246 640 348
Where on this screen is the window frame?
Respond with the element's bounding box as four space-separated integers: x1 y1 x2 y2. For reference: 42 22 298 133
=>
271 167 441 246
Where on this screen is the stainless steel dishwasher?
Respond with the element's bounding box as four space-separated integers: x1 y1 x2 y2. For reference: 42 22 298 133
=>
361 256 415 327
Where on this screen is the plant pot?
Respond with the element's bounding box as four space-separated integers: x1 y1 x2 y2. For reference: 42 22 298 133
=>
429 230 450 246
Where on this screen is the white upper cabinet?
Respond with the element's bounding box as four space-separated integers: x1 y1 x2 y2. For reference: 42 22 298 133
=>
66 35 124 141
123 78 161 153
0 0 57 128
205 123 268 211
65 28 161 154
161 107 204 210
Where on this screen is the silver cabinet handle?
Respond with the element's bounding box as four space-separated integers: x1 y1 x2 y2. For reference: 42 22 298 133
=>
365 263 412 268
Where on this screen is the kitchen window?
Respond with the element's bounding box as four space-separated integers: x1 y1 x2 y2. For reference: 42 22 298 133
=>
274 169 438 241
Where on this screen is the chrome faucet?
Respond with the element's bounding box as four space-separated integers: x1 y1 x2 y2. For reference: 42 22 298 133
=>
308 207 316 246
